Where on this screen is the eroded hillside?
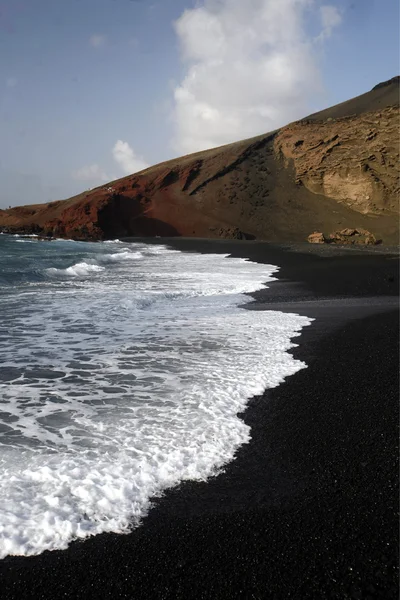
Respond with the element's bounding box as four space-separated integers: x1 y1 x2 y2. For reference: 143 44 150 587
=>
0 77 398 243
275 105 399 215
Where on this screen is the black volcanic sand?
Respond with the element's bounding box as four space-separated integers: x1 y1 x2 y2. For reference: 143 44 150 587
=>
1 241 398 600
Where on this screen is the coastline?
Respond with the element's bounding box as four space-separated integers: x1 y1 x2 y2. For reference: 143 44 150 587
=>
0 241 398 599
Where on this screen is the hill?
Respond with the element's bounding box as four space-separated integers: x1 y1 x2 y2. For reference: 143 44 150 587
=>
0 77 398 243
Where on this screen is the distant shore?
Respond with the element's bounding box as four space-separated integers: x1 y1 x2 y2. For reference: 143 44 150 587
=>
0 240 398 599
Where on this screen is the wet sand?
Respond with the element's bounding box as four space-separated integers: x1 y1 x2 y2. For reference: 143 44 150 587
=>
1 241 398 599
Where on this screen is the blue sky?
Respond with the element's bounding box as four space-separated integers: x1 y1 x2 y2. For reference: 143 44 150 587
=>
0 0 398 208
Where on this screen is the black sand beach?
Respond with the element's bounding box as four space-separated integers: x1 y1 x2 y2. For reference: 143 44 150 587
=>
1 241 398 599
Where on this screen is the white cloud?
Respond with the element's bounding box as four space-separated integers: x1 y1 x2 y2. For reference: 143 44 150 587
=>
70 141 148 188
172 0 343 154
6 77 17 88
71 164 109 183
112 140 149 175
318 5 342 40
89 34 107 48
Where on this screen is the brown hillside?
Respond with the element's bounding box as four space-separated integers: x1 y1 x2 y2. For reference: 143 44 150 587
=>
0 77 398 243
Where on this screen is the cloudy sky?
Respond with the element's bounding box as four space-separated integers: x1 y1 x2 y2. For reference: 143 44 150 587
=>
0 0 398 207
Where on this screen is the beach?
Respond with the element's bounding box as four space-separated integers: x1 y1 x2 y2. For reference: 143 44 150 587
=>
0 240 398 599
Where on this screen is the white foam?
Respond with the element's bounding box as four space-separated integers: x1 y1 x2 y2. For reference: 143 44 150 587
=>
46 261 105 278
44 249 142 280
12 234 39 238
100 251 143 263
0 242 313 558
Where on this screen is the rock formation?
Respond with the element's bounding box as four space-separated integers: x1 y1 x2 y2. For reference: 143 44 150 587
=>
0 77 398 243
307 228 381 245
275 105 399 215
307 232 327 244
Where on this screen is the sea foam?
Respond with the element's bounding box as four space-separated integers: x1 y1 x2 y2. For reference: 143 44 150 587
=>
0 240 312 558
46 261 105 278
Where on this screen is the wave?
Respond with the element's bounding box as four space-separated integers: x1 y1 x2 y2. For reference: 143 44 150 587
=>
12 234 39 238
44 250 142 279
99 251 143 263
46 261 105 278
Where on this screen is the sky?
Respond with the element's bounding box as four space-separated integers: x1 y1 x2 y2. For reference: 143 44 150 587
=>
0 0 398 208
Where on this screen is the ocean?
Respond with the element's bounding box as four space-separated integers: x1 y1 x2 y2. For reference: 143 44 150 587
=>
0 234 312 558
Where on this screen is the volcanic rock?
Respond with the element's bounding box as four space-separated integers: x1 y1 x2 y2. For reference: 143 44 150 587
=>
0 77 398 243
216 227 250 240
328 228 380 245
307 232 326 244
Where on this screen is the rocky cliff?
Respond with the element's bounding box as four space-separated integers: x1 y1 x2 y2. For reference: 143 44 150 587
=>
1 77 398 243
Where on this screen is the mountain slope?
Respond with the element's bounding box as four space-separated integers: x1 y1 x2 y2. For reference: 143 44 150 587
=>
1 77 398 243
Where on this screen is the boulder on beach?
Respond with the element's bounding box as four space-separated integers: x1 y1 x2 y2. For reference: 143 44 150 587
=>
307 228 381 245
329 228 380 245
307 232 326 244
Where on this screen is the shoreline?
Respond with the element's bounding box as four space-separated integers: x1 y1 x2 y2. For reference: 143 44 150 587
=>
0 240 398 599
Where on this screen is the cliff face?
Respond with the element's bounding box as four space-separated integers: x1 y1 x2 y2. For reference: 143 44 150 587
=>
275 105 399 215
1 77 398 243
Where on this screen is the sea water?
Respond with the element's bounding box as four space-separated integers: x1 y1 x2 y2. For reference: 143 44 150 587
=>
0 235 312 558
